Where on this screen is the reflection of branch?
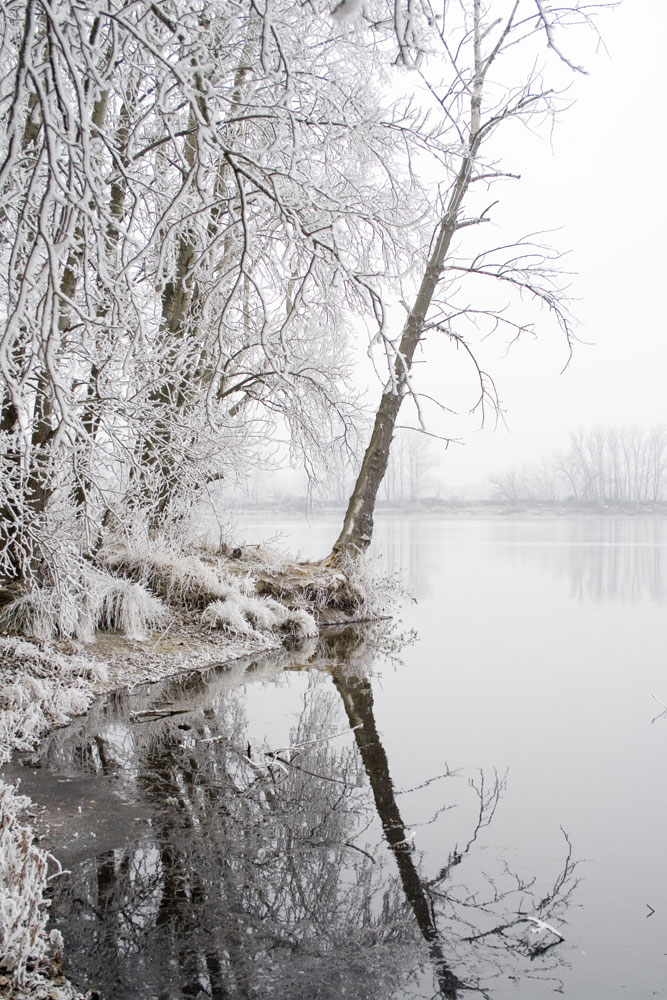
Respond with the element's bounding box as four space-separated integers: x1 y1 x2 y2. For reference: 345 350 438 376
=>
266 724 362 757
343 840 377 864
238 724 365 787
455 824 578 962
463 914 565 956
650 693 667 724
272 758 351 786
429 770 506 888
396 765 461 795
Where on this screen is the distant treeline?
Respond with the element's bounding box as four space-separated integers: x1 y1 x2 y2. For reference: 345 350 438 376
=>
490 427 667 506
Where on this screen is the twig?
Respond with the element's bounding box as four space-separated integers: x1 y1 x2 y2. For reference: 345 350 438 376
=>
265 724 362 758
650 693 667 724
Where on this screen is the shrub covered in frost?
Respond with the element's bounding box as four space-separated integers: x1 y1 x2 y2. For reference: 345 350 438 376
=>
0 781 52 984
0 639 101 765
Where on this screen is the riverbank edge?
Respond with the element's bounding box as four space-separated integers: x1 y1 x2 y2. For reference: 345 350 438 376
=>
233 500 667 519
0 545 374 999
0 625 292 1000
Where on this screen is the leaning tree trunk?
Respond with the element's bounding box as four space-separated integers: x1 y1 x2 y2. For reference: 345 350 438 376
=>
329 149 479 563
329 5 489 564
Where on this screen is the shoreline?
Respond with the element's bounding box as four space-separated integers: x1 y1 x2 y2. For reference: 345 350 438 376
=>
0 541 371 998
0 624 287 1000
230 502 667 520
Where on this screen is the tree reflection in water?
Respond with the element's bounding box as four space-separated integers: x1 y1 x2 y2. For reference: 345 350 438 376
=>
41 628 578 999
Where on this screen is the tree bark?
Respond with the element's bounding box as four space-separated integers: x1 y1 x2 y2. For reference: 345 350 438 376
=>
329 147 478 562
330 0 506 562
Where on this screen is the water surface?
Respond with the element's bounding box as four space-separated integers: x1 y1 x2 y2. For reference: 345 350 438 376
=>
6 515 667 998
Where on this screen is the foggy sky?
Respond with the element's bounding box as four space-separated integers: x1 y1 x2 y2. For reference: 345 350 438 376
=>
252 1 664 501
434 0 666 488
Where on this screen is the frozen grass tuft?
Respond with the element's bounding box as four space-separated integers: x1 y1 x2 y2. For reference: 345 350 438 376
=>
0 588 75 643
201 599 257 636
0 569 167 644
240 594 287 629
281 608 318 640
94 577 167 641
201 590 292 640
103 548 238 610
201 594 318 644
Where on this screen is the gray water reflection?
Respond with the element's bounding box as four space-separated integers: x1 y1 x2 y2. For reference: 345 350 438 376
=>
217 514 667 999
9 628 578 1000
488 517 667 605
378 515 667 604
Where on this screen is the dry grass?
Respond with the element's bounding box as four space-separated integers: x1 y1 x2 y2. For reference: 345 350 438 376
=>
254 560 369 619
102 548 237 610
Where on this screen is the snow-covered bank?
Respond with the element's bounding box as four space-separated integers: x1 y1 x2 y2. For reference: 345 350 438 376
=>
0 546 373 997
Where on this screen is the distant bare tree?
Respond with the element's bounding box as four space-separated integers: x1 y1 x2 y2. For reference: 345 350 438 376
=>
561 426 667 504
489 425 667 506
382 429 439 503
488 468 531 506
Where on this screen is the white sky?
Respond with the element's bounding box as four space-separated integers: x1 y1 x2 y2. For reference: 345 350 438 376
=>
397 0 667 489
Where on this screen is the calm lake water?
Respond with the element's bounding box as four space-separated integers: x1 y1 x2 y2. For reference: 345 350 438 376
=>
7 515 667 999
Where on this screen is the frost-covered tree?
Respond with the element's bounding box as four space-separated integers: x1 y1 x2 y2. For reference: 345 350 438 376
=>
0 0 607 633
0 0 419 617
329 0 600 561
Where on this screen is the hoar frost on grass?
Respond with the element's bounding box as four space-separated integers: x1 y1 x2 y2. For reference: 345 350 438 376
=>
0 567 167 644
0 639 101 996
202 596 317 641
102 547 240 610
102 545 322 642
88 576 167 641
